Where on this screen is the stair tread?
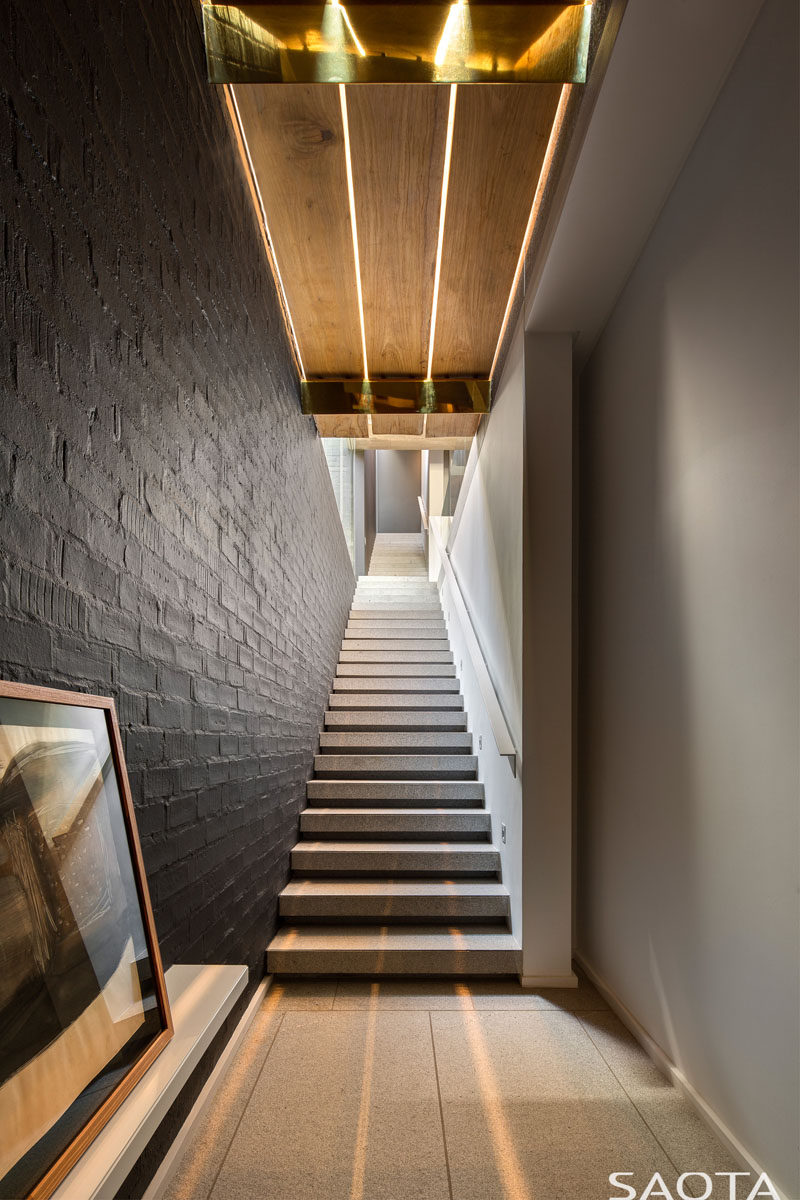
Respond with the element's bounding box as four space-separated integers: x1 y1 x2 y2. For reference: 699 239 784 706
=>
280 878 508 896
333 679 461 691
336 663 455 676
268 925 519 949
328 693 464 708
302 807 486 816
315 753 476 762
293 840 497 852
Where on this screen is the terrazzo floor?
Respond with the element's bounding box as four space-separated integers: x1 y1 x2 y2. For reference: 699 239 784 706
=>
163 971 742 1200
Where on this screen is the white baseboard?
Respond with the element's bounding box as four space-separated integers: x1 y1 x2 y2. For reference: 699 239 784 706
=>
519 972 578 988
574 952 790 1200
142 974 273 1200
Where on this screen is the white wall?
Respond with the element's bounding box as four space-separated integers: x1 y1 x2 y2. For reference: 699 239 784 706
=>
375 450 422 533
448 322 525 941
577 0 799 1192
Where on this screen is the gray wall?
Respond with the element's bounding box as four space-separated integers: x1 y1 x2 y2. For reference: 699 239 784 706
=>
0 0 354 1186
364 450 376 570
376 450 422 532
577 0 799 1192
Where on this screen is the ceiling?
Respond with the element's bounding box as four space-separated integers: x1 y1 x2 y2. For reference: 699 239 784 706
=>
205 2 609 434
232 79 563 379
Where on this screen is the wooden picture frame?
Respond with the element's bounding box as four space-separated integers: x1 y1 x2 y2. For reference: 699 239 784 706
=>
0 680 172 1200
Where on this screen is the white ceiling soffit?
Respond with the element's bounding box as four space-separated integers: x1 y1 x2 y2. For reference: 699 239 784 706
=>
525 0 766 366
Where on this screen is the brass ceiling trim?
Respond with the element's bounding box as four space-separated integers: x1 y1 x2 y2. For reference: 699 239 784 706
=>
203 4 592 85
301 378 490 415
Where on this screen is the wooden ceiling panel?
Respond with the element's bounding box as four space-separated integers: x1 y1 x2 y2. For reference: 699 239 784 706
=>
346 85 449 377
371 414 425 436
426 413 483 438
314 414 370 438
232 84 362 376
430 83 563 376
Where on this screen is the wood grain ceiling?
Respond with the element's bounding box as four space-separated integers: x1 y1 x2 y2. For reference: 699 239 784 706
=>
231 80 565 380
313 412 482 448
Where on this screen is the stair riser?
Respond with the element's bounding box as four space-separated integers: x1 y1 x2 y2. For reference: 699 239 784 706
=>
328 693 464 709
306 795 482 808
300 815 490 836
292 850 498 874
307 780 484 802
267 947 520 976
345 630 447 641
345 633 450 643
279 906 510 923
319 734 472 753
349 609 442 620
313 756 477 779
324 714 468 731
339 651 453 664
333 679 461 692
355 595 441 604
336 664 455 678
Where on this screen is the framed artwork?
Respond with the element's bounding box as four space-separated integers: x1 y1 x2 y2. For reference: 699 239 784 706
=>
0 680 172 1200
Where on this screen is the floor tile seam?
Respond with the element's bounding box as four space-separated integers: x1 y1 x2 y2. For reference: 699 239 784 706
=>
429 1009 456 1200
206 1009 287 1200
576 1014 686 1181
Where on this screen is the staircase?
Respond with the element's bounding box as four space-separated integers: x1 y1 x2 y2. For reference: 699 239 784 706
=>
266 559 520 977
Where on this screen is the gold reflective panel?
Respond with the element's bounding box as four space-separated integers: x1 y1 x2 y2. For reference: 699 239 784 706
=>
301 378 491 415
203 3 592 85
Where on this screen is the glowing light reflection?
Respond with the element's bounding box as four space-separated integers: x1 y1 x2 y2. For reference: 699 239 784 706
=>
339 84 370 380
332 0 367 57
426 84 458 380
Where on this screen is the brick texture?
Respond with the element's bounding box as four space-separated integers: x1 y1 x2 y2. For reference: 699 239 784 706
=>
0 0 354 1179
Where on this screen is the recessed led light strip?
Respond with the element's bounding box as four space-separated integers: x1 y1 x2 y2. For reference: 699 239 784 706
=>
332 0 367 57
489 83 572 380
426 83 458 381
225 85 307 379
339 83 369 381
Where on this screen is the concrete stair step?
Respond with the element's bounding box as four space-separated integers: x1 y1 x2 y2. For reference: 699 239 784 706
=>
343 624 448 643
278 879 510 922
324 710 468 731
349 608 442 620
350 595 441 604
313 753 477 778
307 779 484 807
355 586 437 595
339 650 454 664
299 808 490 838
318 732 472 754
346 622 447 637
266 925 520 976
336 663 455 678
333 677 461 693
340 638 451 651
356 577 436 586
354 594 438 604
290 840 500 875
328 692 464 710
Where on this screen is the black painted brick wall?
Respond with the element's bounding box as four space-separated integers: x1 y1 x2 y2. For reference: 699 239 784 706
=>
0 0 354 1000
